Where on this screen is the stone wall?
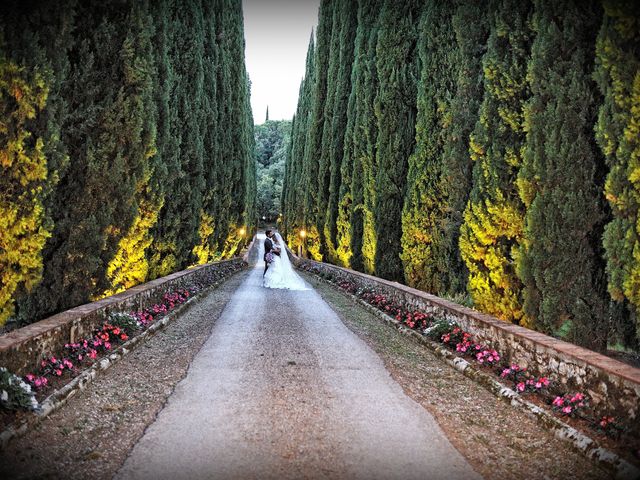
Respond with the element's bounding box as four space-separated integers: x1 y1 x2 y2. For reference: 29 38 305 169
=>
294 256 640 426
0 258 245 375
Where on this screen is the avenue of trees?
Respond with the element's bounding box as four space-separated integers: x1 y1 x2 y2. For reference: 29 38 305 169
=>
281 0 640 350
0 0 255 326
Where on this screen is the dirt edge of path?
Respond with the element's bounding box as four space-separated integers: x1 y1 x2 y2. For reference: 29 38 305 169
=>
305 272 613 480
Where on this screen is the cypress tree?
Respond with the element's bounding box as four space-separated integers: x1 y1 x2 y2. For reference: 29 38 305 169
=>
401 2 458 294
149 0 183 278
459 0 533 324
595 0 640 344
303 0 333 260
317 1 340 261
45 0 149 308
1 0 76 323
327 0 357 267
282 32 315 252
440 0 490 295
348 0 381 274
105 2 159 295
373 0 420 282
219 0 252 257
518 0 608 348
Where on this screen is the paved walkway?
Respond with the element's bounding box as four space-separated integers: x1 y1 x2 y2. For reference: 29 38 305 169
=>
116 237 481 480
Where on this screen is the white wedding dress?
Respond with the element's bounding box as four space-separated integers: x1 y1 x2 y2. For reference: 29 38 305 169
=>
262 232 308 290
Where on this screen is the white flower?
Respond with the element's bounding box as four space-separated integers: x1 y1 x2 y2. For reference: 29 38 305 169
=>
1 390 8 402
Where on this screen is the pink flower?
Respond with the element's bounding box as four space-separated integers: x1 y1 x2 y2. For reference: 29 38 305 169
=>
552 396 564 407
55 369 62 376
516 382 525 392
501 368 511 378
562 406 572 414
105 342 111 350
26 374 34 382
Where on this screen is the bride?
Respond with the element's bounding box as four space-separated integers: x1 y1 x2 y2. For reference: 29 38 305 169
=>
263 232 307 290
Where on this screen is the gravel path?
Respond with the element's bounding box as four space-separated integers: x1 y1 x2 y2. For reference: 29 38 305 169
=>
305 273 613 480
0 270 248 480
116 240 480 480
1 242 611 480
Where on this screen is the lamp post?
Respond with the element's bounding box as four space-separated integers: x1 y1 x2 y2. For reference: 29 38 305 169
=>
299 229 306 258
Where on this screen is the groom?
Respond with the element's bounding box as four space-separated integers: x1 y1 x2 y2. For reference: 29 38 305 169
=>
263 230 280 275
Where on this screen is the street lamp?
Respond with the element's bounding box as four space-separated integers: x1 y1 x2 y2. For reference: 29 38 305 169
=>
239 227 246 237
298 229 306 257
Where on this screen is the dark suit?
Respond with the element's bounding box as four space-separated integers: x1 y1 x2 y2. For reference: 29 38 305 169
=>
264 237 273 275
263 235 281 275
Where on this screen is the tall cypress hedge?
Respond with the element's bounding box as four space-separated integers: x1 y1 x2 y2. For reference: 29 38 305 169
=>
0 0 255 326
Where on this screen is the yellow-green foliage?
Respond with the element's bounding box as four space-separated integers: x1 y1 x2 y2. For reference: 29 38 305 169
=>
335 192 352 267
0 54 50 325
192 210 216 264
362 209 376 275
459 0 532 325
595 1 640 315
104 197 162 296
460 197 527 324
304 225 323 262
219 223 246 260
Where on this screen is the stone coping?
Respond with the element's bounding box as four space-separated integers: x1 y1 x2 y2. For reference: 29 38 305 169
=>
289 251 640 425
0 258 245 375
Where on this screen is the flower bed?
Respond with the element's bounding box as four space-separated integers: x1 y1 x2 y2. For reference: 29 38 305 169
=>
1 286 196 418
300 263 640 462
0 259 244 424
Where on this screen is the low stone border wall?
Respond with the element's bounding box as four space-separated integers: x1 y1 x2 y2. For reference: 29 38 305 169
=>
305 269 639 479
0 267 242 450
0 258 245 376
292 256 640 431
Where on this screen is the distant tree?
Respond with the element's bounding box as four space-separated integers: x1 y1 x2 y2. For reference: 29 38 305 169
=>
255 120 291 221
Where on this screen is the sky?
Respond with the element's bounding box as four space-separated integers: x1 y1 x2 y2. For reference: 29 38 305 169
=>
243 0 320 124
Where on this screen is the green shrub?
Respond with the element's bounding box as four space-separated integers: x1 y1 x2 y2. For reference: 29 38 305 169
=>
0 367 38 411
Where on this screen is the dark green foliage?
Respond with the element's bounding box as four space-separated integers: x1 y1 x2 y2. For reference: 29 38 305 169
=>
518 0 609 349
401 2 459 294
442 1 490 293
280 0 640 351
595 0 640 346
327 0 357 267
348 0 381 274
373 0 420 282
1 0 255 325
282 33 315 252
303 0 334 258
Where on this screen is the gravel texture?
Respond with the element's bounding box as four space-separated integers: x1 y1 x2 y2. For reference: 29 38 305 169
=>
116 259 480 480
0 270 248 480
303 272 615 480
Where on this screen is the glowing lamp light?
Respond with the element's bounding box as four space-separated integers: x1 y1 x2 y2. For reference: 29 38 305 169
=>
239 227 246 236
299 229 306 239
